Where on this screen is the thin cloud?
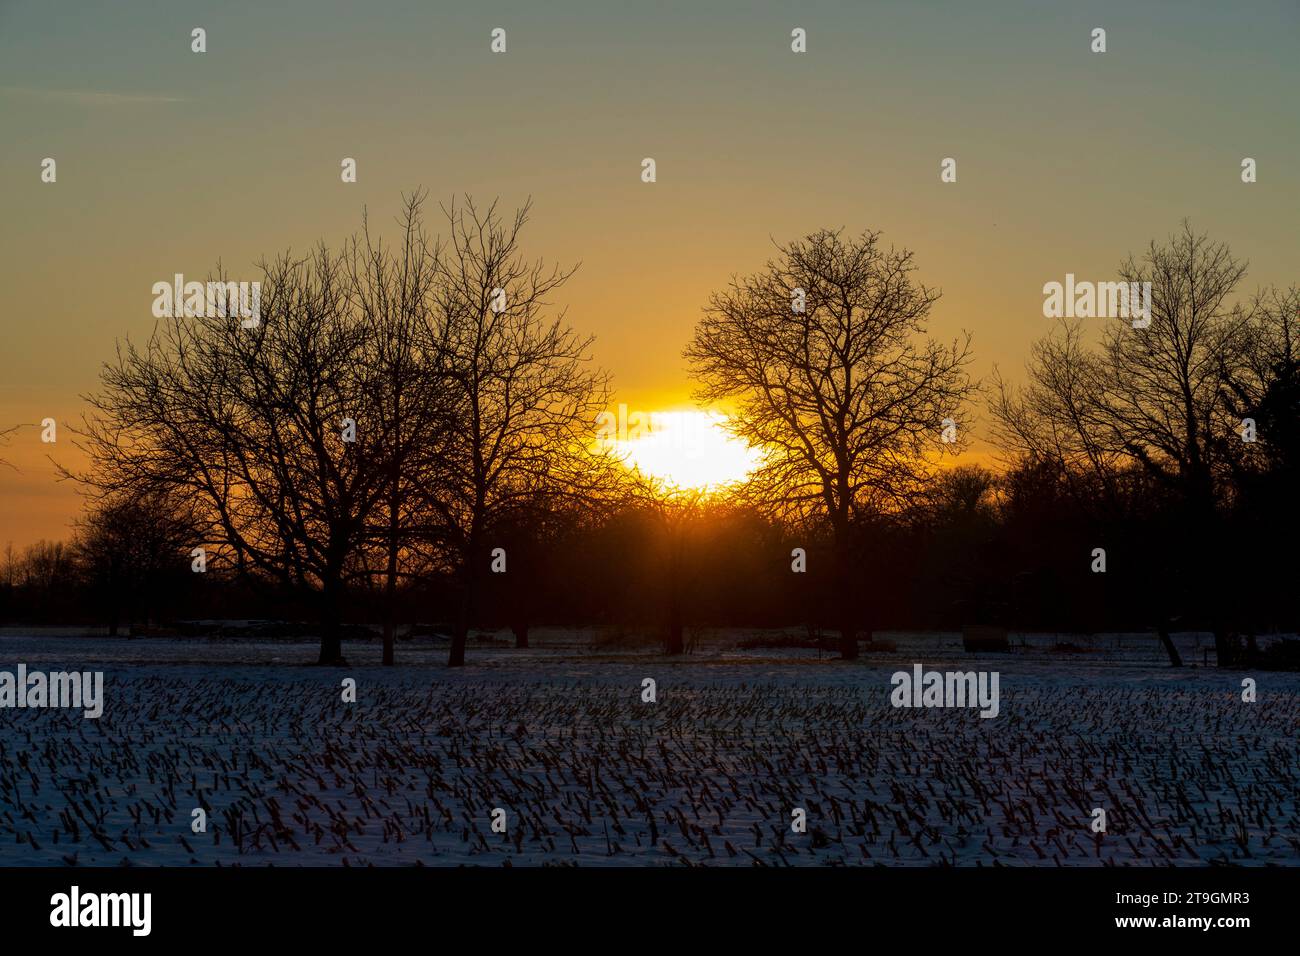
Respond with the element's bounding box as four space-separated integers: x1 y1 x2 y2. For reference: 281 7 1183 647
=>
0 86 186 106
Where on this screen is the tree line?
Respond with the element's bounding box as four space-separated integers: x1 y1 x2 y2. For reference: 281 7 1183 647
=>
2 199 1294 667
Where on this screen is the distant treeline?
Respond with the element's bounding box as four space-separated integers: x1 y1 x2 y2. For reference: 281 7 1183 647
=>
3 452 1295 658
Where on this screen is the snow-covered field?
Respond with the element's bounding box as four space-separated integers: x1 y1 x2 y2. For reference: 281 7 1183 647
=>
2 631 1297 866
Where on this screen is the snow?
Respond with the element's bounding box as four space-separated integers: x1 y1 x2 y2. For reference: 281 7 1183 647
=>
1 630 1297 866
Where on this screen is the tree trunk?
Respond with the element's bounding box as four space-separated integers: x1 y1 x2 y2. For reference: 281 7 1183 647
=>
838 616 859 660
448 572 474 668
382 620 395 666
1156 622 1183 667
317 574 346 665
1206 566 1234 668
382 474 400 667
833 524 858 660
318 624 344 665
449 617 468 667
665 541 685 656
381 548 398 667
1212 630 1235 668
1196 491 1233 669
449 522 485 668
665 608 684 656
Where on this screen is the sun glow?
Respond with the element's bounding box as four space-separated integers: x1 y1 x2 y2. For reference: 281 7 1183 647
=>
605 409 763 493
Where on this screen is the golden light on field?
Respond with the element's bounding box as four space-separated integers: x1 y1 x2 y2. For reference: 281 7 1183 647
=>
607 409 764 493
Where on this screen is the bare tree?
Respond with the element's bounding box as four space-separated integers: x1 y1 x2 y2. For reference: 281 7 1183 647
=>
685 228 974 659
991 223 1253 665
1221 285 1300 476
4 540 76 593
76 247 386 664
74 193 614 667
347 193 453 665
483 489 597 650
72 489 199 635
423 198 616 667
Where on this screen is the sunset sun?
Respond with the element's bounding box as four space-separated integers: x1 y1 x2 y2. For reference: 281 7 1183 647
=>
607 409 763 492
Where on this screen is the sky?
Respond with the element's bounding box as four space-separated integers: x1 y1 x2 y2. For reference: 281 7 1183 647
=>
1 0 1297 548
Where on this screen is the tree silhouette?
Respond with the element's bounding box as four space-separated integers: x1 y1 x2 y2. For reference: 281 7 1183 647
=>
686 228 974 658
349 193 453 665
77 248 388 664
72 489 199 635
420 198 617 667
73 194 617 667
991 223 1290 665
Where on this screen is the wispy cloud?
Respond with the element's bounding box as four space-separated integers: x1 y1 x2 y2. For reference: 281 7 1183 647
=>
0 86 186 106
